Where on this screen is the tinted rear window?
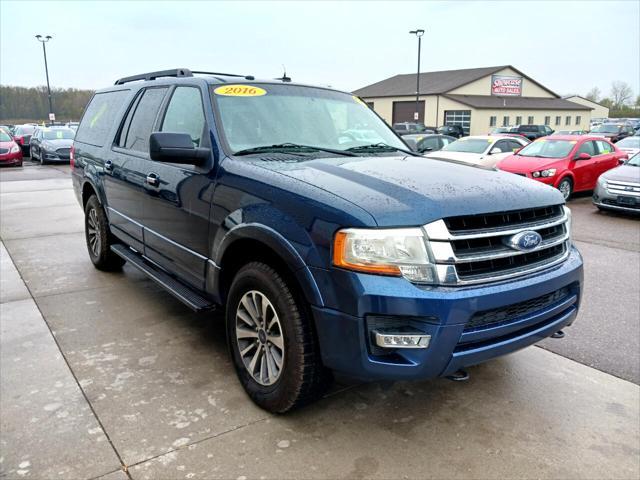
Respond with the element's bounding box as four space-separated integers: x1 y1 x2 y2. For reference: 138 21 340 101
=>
76 90 129 147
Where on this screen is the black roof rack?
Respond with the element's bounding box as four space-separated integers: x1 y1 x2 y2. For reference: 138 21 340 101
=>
114 68 193 85
114 68 255 85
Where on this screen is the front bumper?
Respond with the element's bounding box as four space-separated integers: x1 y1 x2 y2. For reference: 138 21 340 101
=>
310 246 583 381
0 154 23 166
593 182 640 213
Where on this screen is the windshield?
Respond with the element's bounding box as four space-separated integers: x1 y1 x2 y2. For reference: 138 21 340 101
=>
43 129 75 140
628 153 640 166
0 130 12 142
517 139 574 158
15 126 35 135
592 124 622 133
442 138 490 154
212 84 405 154
617 137 640 148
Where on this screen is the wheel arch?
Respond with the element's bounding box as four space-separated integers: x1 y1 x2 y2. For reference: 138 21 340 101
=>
210 225 324 309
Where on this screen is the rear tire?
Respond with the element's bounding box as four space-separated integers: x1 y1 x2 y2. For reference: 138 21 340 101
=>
84 195 125 271
226 262 331 413
557 177 573 200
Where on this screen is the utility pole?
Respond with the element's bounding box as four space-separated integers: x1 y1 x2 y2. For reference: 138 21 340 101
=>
409 29 425 122
35 35 54 121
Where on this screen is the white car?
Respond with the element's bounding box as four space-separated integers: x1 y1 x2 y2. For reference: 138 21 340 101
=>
614 136 640 158
424 135 529 167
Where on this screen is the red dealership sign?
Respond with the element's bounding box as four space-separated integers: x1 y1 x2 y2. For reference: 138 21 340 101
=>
491 75 523 96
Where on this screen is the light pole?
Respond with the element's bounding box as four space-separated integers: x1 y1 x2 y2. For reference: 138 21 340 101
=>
409 29 425 123
35 35 53 121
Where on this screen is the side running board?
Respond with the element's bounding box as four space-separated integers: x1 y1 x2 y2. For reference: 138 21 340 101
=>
111 244 215 312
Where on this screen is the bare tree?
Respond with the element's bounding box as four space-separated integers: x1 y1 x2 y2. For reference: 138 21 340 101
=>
610 81 633 109
585 86 601 102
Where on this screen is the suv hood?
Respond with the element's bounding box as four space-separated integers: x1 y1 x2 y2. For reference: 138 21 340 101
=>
251 155 564 226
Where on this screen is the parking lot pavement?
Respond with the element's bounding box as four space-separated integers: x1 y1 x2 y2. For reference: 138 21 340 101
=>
538 194 640 384
1 164 639 479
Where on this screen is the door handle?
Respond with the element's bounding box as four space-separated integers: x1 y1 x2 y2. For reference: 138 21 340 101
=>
104 160 113 173
146 172 160 187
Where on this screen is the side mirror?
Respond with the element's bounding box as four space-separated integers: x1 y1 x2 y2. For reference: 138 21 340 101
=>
419 146 433 152
576 152 591 160
149 132 209 165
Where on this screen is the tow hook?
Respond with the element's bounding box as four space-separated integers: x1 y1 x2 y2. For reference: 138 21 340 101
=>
446 369 469 382
551 330 565 339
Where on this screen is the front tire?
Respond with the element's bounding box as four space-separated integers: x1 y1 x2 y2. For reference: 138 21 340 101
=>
84 195 125 271
557 177 573 200
226 262 330 413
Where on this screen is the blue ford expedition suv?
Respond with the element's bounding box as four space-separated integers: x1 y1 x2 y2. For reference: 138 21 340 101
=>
71 69 583 412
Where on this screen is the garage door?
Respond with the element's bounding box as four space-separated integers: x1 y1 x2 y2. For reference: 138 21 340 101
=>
392 101 425 124
444 110 471 135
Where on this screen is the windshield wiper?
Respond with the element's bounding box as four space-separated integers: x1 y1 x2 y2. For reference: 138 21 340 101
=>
234 143 357 157
345 143 419 156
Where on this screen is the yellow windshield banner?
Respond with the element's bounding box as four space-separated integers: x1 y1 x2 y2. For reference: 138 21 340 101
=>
214 85 267 97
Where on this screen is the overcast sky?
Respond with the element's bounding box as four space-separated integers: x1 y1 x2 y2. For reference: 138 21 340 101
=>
1 0 638 99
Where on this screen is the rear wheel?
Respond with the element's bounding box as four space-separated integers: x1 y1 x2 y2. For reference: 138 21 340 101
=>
557 177 573 200
226 262 331 413
84 195 125 271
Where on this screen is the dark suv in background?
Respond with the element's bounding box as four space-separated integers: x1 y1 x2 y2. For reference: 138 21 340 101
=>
436 124 465 138
514 124 554 140
392 122 433 136
71 68 583 413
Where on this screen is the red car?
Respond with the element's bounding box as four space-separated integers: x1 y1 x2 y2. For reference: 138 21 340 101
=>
497 135 627 200
0 129 23 167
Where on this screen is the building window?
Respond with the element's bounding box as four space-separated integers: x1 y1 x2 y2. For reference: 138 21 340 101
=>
544 116 551 125
515 116 522 125
555 116 561 126
528 116 534 125
502 116 510 127
565 116 571 126
576 115 581 125
489 116 497 127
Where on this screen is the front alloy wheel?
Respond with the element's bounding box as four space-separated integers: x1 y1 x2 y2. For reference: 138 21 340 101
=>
558 178 573 200
235 290 285 386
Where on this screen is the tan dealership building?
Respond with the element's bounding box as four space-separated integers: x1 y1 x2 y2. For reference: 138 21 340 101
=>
353 65 592 136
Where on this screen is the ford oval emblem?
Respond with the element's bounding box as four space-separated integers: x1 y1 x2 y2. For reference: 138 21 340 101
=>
505 231 542 252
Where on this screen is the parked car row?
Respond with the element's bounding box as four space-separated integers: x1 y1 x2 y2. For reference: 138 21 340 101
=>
0 122 76 166
424 134 634 206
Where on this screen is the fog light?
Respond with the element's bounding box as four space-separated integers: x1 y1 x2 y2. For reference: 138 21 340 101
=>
373 329 431 349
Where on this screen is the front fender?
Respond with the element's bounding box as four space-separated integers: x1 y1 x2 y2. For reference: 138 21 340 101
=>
209 222 324 308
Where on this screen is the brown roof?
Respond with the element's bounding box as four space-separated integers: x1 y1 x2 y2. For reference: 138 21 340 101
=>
443 94 592 111
353 65 560 99
353 66 508 97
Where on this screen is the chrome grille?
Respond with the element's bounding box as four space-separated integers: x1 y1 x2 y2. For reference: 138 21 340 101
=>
0 148 9 154
424 205 570 285
606 180 640 198
56 148 71 159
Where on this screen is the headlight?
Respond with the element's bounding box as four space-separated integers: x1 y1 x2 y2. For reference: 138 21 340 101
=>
564 205 572 243
333 228 436 283
597 176 608 188
532 169 556 178
10 144 20 153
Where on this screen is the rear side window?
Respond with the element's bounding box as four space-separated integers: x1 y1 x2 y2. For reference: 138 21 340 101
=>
120 87 168 153
76 90 129 147
595 140 613 155
161 87 205 147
